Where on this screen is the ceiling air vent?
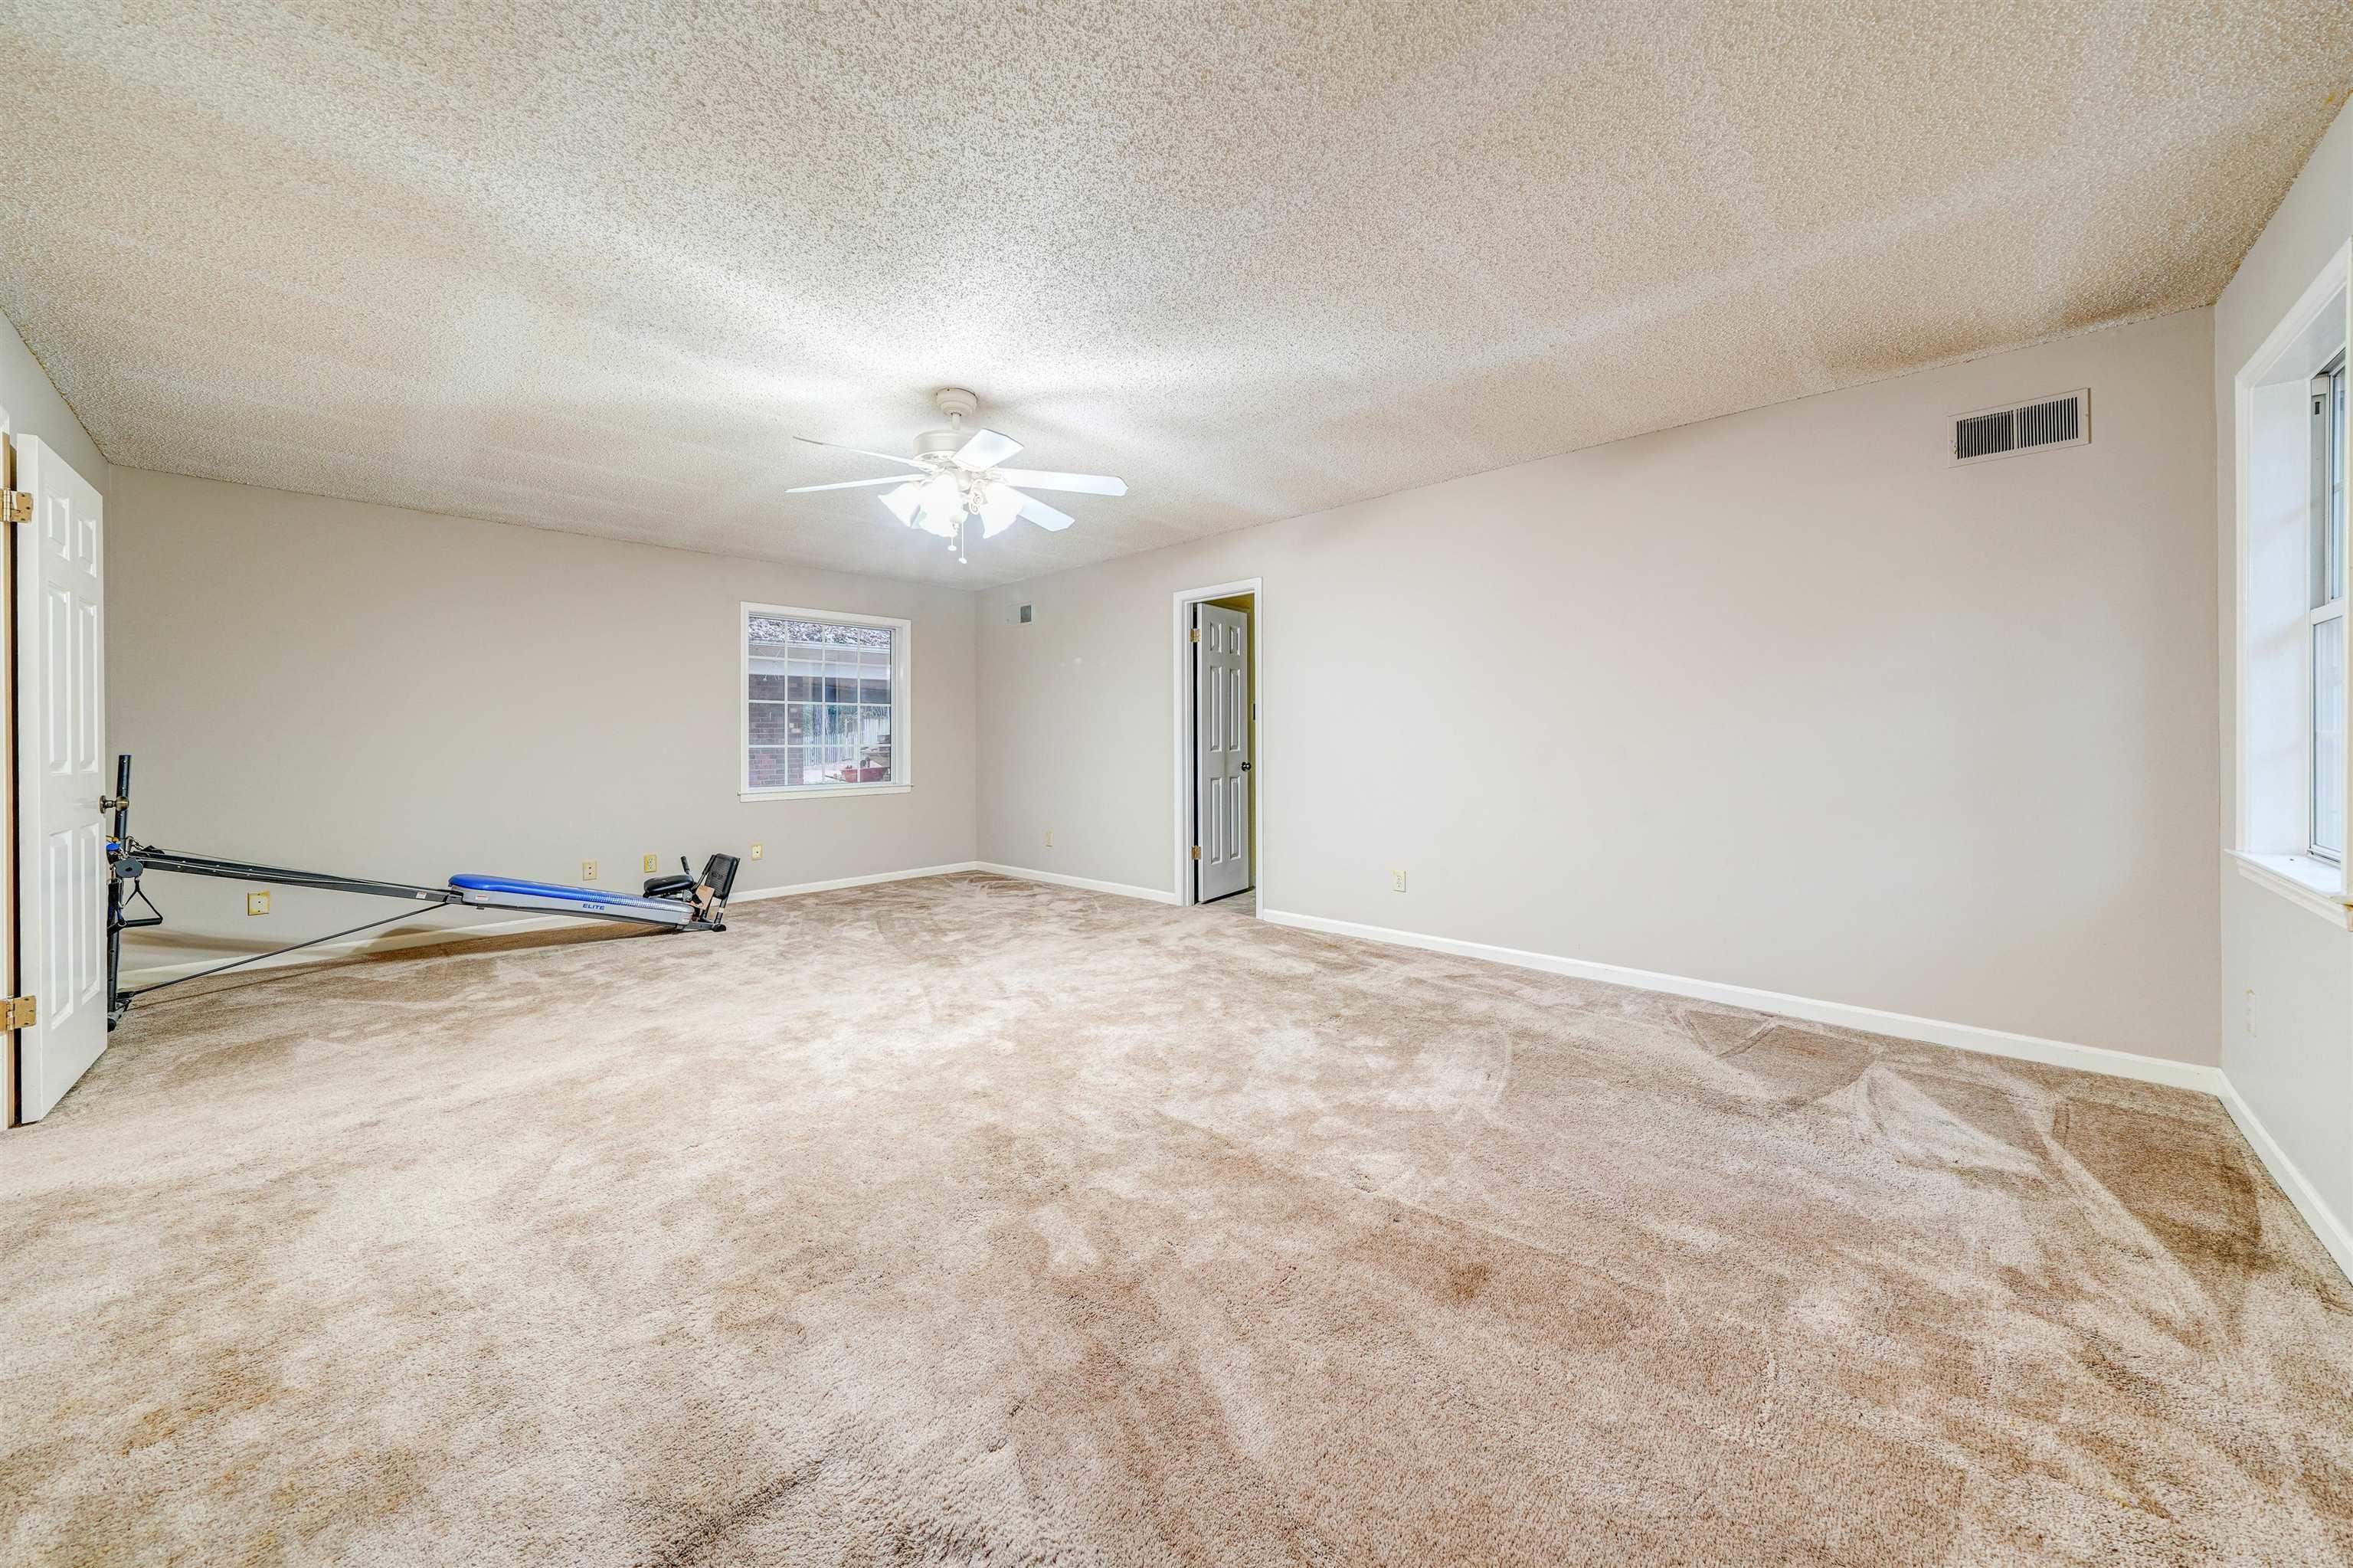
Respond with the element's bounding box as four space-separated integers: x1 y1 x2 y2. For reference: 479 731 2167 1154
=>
1950 388 2089 466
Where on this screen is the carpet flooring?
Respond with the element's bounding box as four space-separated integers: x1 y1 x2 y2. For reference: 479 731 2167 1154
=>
3 872 2349 1565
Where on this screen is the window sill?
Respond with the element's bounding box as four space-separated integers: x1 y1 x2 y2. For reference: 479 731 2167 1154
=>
740 783 911 802
2231 849 2353 928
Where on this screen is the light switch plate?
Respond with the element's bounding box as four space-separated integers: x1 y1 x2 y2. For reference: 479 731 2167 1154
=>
247 891 270 916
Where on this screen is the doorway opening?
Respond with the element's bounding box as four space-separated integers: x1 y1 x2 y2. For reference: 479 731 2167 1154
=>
1171 578 1259 908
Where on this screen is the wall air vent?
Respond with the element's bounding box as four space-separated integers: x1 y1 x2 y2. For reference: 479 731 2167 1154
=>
1950 388 2090 466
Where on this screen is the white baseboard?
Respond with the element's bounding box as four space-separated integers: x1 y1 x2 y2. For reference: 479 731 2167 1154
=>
973 863 1178 904
1257 907 2224 1094
118 861 987 986
2215 1072 2353 1283
728 861 979 903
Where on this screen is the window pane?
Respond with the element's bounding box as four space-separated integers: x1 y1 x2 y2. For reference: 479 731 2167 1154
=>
2333 366 2346 601
745 611 900 787
748 701 792 745
748 656 790 701
2316 613 2345 859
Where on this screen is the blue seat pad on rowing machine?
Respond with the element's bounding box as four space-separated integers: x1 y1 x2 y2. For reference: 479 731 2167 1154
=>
448 873 683 915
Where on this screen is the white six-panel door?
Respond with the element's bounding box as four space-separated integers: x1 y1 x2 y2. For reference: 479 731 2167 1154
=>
15 434 106 1121
1193 604 1251 902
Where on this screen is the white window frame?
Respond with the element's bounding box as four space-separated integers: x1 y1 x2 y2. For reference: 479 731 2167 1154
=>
2310 351 2347 863
738 602 913 801
2230 241 2352 926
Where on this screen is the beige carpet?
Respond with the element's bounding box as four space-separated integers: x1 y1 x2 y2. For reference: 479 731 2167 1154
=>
3 872 2348 1565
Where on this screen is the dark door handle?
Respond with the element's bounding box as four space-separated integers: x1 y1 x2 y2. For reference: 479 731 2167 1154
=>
1239 761 1252 771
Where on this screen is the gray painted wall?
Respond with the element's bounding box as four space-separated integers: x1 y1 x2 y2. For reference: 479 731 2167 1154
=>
2215 103 2353 1241
975 308 2221 1066
108 469 977 970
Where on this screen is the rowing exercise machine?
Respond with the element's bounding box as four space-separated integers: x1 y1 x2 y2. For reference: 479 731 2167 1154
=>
104 753 740 1028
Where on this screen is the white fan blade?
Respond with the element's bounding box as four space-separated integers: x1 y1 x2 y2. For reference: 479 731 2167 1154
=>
990 467 1127 496
953 427 1023 469
878 482 924 526
787 474 918 493
793 435 926 470
1013 490 1073 532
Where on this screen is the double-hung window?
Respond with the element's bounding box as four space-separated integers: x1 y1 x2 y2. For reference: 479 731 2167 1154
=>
741 605 911 797
2231 252 2349 923
2312 353 2347 863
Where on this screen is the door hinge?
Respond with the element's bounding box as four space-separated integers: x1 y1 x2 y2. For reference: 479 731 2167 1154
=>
1190 844 1201 860
1190 627 1200 643
2 491 29 525
2 995 37 1030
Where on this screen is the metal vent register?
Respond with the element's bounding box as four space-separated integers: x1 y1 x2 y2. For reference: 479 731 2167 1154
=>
1951 389 2089 465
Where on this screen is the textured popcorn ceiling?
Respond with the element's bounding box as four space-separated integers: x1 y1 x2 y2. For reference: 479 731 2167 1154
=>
2 3 2348 588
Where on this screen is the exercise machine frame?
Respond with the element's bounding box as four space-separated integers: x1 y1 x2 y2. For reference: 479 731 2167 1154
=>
104 754 738 1027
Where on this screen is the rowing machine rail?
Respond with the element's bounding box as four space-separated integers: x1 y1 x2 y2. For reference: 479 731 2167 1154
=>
105 753 735 1027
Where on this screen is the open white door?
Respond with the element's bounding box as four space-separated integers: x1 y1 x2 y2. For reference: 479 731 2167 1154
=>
1193 602 1251 902
14 434 106 1121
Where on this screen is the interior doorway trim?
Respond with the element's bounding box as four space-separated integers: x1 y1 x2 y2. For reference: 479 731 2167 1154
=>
1171 577 1262 907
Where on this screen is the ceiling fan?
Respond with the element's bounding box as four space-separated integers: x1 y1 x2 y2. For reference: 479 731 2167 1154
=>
787 388 1127 563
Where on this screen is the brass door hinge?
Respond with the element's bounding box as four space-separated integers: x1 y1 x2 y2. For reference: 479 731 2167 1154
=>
2 995 37 1030
2 491 29 525
1190 845 1201 860
1190 627 1200 643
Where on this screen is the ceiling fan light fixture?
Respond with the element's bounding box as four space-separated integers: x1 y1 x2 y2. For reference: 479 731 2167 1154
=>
912 472 964 537
878 480 925 526
975 483 1025 538
796 388 1127 555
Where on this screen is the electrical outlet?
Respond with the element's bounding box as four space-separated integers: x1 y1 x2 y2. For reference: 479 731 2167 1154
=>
1046 828 1054 849
1390 869 1408 893
2244 987 2257 1037
750 843 764 861
643 853 658 874
581 860 597 882
247 891 270 917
